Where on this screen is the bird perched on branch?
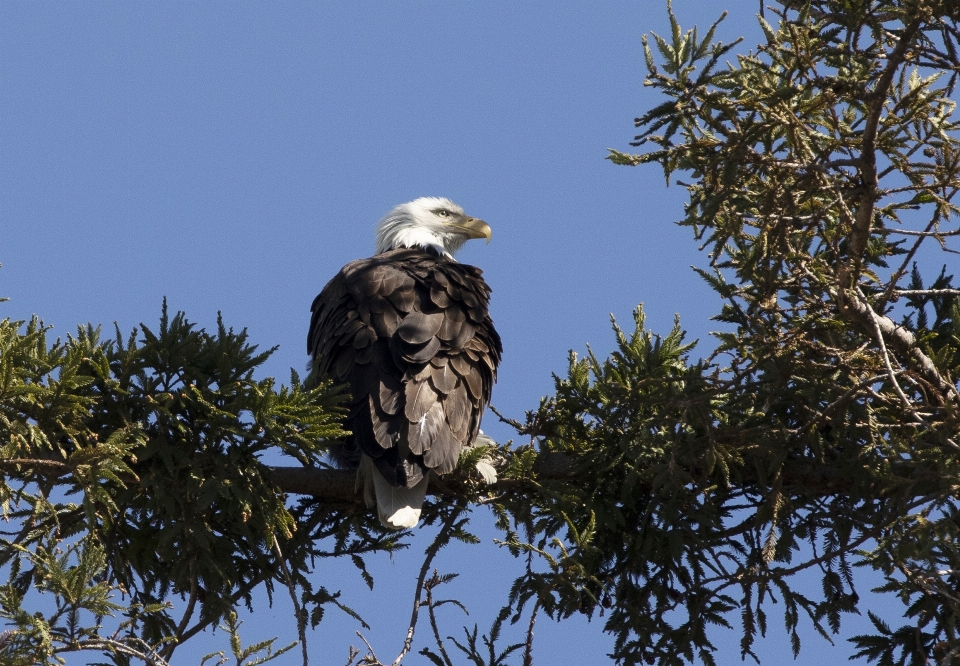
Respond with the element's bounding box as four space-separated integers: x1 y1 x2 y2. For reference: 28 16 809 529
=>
308 198 501 529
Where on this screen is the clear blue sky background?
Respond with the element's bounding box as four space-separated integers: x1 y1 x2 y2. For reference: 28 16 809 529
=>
2 2 899 664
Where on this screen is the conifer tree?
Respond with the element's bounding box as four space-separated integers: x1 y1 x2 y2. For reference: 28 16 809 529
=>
1 1 959 664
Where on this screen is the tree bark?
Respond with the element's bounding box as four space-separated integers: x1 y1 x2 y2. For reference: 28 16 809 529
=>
268 451 943 502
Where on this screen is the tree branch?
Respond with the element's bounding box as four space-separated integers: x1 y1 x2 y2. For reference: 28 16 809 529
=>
840 289 959 404
845 16 924 281
273 534 309 666
268 445 947 507
0 458 70 473
424 572 454 666
892 289 960 296
523 601 539 666
160 562 198 662
393 504 463 666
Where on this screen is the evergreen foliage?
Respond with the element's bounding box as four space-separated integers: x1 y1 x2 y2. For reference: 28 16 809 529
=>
591 1 959 663
0 303 383 664
2 1 960 664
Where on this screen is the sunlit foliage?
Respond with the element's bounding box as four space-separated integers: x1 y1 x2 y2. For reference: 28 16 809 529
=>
2 2 959 665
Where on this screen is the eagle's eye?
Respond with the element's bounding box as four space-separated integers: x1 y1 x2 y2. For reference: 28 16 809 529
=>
434 209 450 218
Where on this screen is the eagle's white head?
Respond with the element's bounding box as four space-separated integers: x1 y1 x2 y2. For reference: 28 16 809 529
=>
375 197 492 258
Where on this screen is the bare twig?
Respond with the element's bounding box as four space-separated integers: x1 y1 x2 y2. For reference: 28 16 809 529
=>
0 459 70 473
891 289 960 296
54 637 171 666
841 288 959 405
344 645 361 666
804 373 888 431
425 571 453 666
273 534 309 666
706 521 885 593
393 503 464 666
879 215 941 309
899 562 960 606
860 287 918 412
159 561 198 661
883 227 960 237
776 157 864 171
489 404 526 432
174 564 280 648
356 631 382 665
523 601 540 666
856 287 960 452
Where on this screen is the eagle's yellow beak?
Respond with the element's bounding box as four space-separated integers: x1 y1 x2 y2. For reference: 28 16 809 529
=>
453 217 492 243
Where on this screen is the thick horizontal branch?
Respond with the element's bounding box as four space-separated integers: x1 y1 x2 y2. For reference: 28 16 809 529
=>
267 452 938 504
268 467 359 501
268 452 574 502
268 460 549 503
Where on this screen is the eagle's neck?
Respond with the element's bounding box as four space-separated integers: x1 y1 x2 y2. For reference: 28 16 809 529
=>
376 219 463 259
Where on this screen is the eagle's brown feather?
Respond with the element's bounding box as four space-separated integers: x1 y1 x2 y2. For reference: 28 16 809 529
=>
308 248 501 490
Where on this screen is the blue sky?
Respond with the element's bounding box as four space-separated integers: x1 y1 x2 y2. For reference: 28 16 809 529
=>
1 2 898 664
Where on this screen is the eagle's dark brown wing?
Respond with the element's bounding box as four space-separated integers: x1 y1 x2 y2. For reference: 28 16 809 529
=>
308 248 501 489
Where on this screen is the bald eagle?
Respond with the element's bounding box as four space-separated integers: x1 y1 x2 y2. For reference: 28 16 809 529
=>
308 197 502 529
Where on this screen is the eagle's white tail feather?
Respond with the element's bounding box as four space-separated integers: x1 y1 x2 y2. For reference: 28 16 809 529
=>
363 458 429 529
